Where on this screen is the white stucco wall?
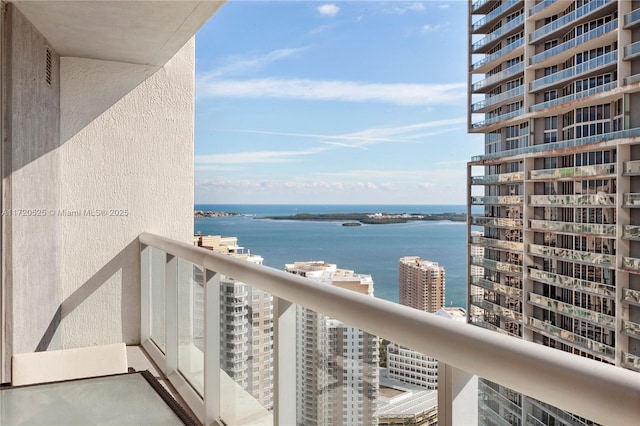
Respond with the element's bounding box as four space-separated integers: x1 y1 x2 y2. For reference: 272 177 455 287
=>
58 39 195 348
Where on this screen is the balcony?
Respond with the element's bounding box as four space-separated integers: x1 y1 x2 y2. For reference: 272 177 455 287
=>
530 19 617 66
472 62 524 93
471 256 523 274
622 287 640 306
624 193 640 207
529 269 615 298
528 243 615 267
470 317 519 338
623 160 640 175
137 234 639 425
471 171 524 185
528 163 615 180
470 297 522 322
622 256 640 272
529 0 613 43
472 108 525 129
526 317 615 359
528 293 615 328
471 195 524 205
471 39 524 73
471 216 523 228
471 128 640 162
471 276 523 298
529 0 558 18
622 320 640 339
624 8 640 29
529 219 615 237
472 86 524 113
471 235 523 251
530 81 618 112
528 194 615 207
471 0 497 15
530 51 617 92
472 0 522 34
625 41 640 61
472 14 525 54
622 352 640 372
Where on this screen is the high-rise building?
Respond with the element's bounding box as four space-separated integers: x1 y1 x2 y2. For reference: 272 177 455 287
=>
399 257 446 313
468 1 640 423
195 235 274 410
285 261 379 426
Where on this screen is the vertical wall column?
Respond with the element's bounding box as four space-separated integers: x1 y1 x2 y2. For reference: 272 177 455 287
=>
617 143 631 366
437 362 478 426
273 297 296 425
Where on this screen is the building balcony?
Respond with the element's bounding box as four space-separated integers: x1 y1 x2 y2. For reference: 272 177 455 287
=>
622 352 640 372
528 269 615 298
624 193 640 207
526 317 615 359
471 276 523 298
530 19 617 67
472 0 522 34
528 163 615 180
471 216 524 228
529 219 615 237
471 171 524 185
470 297 523 322
623 160 640 175
624 7 640 29
471 128 640 162
471 195 524 205
471 0 497 15
622 256 640 272
471 108 525 129
623 225 640 240
625 41 640 61
530 51 617 93
471 235 523 252
470 317 519 338
528 194 615 207
530 80 618 112
528 243 615 267
528 0 560 19
529 0 614 44
472 15 525 54
471 39 524 73
622 287 640 306
471 86 525 113
472 62 525 93
528 293 615 329
471 256 523 274
622 320 640 339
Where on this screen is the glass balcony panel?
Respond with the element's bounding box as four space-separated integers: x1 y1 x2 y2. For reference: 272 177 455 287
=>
528 243 614 266
471 171 524 184
529 0 557 17
470 297 522 322
528 293 615 328
625 8 640 28
471 39 524 71
471 128 640 162
472 109 525 129
471 256 523 274
622 287 640 306
530 0 612 43
527 317 615 359
472 62 525 92
471 195 524 205
622 256 640 271
623 193 640 207
479 380 522 420
530 51 617 92
529 219 615 236
622 320 640 338
623 160 640 175
149 247 167 353
623 225 640 240
470 317 519 338
626 73 640 85
471 276 523 298
473 15 524 53
472 86 524 113
529 163 614 180
472 0 520 32
528 194 615 207
471 235 523 251
531 19 617 65
471 216 523 228
471 0 492 14
622 352 640 372
528 269 615 298
624 40 640 60
177 258 205 396
530 81 617 112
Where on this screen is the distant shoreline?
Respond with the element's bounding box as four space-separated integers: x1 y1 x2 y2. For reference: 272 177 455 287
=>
257 212 466 224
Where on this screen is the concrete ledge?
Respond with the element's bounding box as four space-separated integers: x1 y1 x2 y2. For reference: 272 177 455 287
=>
11 342 127 386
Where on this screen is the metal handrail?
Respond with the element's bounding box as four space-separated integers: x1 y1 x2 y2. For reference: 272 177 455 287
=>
139 232 640 425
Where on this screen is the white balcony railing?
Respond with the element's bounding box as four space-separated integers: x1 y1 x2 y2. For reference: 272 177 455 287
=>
139 233 640 425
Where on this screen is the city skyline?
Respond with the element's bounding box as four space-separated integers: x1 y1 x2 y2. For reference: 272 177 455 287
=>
194 1 483 205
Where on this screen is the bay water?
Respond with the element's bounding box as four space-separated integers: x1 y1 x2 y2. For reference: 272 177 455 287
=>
194 204 469 307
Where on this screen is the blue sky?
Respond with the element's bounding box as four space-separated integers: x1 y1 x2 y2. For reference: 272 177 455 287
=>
194 1 482 205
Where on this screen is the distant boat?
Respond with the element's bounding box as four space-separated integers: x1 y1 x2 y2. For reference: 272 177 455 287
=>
342 222 361 227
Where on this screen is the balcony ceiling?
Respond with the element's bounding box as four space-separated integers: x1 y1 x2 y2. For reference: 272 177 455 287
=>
13 1 224 66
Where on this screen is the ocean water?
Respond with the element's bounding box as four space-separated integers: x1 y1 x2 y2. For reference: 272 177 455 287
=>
194 204 469 307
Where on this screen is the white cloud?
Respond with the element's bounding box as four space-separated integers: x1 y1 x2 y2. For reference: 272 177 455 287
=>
386 2 426 14
422 24 441 32
317 4 339 17
198 78 466 106
439 4 451 9
195 148 327 165
200 47 308 79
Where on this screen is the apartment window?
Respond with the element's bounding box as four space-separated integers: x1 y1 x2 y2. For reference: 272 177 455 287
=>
544 90 557 102
544 116 558 144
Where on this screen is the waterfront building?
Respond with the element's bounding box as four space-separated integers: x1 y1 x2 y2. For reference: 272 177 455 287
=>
194 235 274 410
285 261 379 426
468 0 640 423
399 257 446 313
